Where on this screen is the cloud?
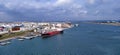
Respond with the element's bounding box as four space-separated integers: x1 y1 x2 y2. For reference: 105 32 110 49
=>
0 0 87 21
87 0 95 4
54 0 72 6
0 0 72 10
0 0 120 21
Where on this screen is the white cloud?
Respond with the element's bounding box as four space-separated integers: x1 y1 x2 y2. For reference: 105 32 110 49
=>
54 0 72 6
87 0 95 4
95 10 100 14
69 4 87 16
0 0 73 9
0 0 89 20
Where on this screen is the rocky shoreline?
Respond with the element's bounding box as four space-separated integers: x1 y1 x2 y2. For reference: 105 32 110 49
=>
93 22 120 26
88 20 120 26
0 30 36 42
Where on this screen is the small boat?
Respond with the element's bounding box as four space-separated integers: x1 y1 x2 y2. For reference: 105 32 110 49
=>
18 38 24 41
24 35 36 39
0 42 7 46
75 24 79 27
33 35 38 37
0 41 11 46
6 41 11 44
23 37 33 40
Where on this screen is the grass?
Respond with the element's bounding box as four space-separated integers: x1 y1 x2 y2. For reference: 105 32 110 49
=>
0 30 31 40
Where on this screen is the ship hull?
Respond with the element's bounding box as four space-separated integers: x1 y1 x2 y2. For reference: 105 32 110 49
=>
41 30 63 38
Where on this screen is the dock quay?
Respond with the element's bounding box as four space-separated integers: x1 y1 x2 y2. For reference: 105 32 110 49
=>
0 22 73 44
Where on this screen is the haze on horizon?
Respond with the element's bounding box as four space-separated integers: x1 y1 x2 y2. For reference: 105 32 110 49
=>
0 0 120 22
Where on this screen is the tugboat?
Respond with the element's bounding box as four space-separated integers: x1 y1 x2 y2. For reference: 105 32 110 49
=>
41 28 63 38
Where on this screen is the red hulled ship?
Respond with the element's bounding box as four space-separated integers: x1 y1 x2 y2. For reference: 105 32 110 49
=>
41 28 63 38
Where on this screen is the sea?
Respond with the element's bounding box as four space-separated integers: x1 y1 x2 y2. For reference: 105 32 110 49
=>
0 22 120 55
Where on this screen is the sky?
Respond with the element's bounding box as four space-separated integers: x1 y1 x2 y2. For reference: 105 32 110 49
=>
0 0 120 21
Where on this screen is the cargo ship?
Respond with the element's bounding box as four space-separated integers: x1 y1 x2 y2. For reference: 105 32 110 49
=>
41 28 63 38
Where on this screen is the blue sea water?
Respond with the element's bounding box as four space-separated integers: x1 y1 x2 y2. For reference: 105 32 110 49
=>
0 22 120 55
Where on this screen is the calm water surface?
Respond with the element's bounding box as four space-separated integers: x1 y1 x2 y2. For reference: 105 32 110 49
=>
0 22 120 55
